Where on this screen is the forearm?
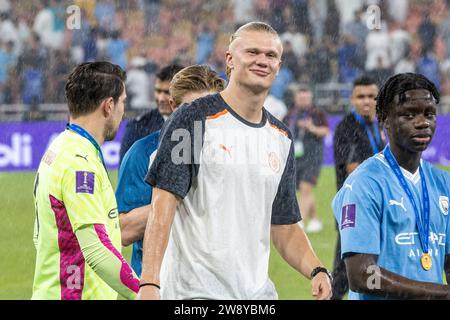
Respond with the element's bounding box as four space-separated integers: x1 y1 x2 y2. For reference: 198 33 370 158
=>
309 125 329 138
119 204 151 247
76 224 140 300
444 255 450 284
363 268 449 299
346 254 450 299
140 188 178 285
271 224 323 279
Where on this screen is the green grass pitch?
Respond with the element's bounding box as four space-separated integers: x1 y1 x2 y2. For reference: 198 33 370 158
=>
1 166 448 300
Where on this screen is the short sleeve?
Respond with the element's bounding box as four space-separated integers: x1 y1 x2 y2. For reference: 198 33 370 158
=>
332 173 382 257
145 107 197 199
61 162 107 231
271 140 301 225
116 142 153 213
333 121 352 166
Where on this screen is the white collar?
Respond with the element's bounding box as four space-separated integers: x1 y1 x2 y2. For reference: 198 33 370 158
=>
376 153 421 184
400 165 421 184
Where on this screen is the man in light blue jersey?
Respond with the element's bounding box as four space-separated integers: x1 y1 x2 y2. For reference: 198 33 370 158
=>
116 65 225 276
332 72 450 299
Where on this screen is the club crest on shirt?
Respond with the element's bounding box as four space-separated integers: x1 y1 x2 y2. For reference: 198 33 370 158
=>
43 150 56 166
76 171 95 194
341 204 356 230
268 152 280 173
439 196 449 216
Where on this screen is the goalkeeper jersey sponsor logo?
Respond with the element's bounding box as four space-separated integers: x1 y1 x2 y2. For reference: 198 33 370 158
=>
108 208 118 219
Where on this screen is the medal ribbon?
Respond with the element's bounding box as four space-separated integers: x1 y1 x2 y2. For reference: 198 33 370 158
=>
66 123 107 172
384 145 430 255
352 109 382 155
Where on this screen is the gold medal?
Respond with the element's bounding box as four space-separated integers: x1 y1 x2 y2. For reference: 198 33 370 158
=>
420 253 432 271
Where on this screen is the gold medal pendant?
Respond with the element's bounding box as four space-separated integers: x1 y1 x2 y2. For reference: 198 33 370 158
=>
420 253 432 271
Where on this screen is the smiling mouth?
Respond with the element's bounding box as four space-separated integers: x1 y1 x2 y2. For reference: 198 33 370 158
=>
250 69 269 77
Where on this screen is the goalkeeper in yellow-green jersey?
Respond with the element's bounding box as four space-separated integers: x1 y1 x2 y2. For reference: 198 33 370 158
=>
32 61 139 300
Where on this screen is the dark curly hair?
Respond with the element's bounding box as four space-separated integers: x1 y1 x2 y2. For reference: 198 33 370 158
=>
375 73 440 123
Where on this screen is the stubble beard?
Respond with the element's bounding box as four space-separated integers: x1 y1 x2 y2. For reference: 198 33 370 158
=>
104 118 118 142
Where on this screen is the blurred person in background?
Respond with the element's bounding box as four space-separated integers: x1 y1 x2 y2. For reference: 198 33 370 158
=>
0 11 21 55
0 0 10 14
83 27 98 62
284 85 329 233
0 40 16 90
119 64 184 165
107 29 129 70
18 33 48 121
332 75 385 300
395 44 416 74
195 22 215 64
48 49 74 103
416 49 441 92
33 0 64 50
388 19 411 68
280 22 308 60
33 0 53 48
264 93 287 122
338 34 362 84
365 25 391 72
70 7 92 64
140 0 161 33
95 0 116 32
126 56 151 110
116 64 225 277
343 8 367 65
367 56 393 87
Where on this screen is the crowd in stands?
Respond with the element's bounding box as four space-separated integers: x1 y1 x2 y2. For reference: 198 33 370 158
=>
2 0 450 118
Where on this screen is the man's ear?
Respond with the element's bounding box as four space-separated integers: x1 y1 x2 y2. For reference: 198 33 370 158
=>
101 97 114 117
383 117 390 130
169 97 177 112
225 50 233 71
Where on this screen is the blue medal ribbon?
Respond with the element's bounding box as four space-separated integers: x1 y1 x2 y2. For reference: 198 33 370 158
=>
66 123 107 172
384 145 430 255
352 109 382 155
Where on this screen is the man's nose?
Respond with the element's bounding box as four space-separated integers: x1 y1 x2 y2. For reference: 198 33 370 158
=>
255 53 269 66
414 114 430 128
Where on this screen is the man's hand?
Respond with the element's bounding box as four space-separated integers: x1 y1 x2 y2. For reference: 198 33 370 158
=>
136 285 160 300
297 118 313 130
311 272 332 300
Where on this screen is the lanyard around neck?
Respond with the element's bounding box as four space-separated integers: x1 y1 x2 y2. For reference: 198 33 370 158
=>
352 109 382 155
66 123 107 172
383 145 430 254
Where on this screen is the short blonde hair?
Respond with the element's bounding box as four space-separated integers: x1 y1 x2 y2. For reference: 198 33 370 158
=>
169 65 226 107
226 21 279 78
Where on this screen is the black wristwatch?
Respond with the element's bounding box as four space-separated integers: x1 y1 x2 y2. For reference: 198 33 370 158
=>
310 266 333 282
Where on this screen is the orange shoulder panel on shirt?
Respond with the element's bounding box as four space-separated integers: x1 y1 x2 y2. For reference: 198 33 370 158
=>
207 109 228 120
270 124 288 137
